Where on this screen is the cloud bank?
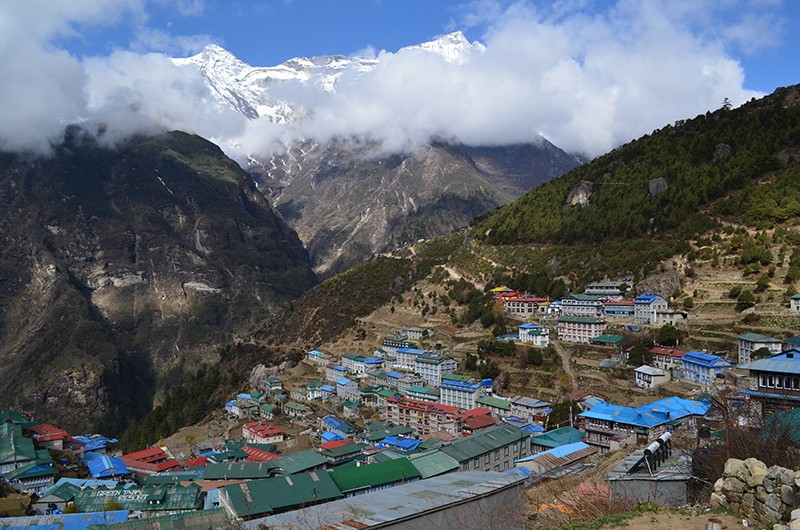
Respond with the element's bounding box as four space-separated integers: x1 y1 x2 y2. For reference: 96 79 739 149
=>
0 0 778 160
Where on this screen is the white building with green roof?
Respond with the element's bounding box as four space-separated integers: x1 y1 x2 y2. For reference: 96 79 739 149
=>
738 332 782 365
557 316 607 343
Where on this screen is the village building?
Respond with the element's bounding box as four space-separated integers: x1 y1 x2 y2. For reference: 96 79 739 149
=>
0 424 47 474
28 423 84 453
242 422 285 445
655 309 689 327
325 364 348 383
739 349 800 416
120 447 181 476
281 401 312 420
515 441 597 476
557 316 608 343
439 424 531 472
405 386 440 403
392 347 431 371
585 281 629 297
649 346 688 374
530 426 585 453
738 332 783 365
74 484 204 517
634 365 670 389
784 337 800 351
320 415 356 439
399 327 434 341
681 350 732 385
509 396 551 423
633 294 669 326
518 323 550 347
359 386 398 410
305 349 331 366
330 459 421 497
560 294 605 318
366 370 423 394
414 353 457 387
578 397 710 453
335 377 359 400
502 296 549 319
381 338 417 355
384 397 463 438
253 471 526 530
603 301 635 319
219 471 341 519
269 450 329 476
439 375 488 410
476 396 512 419
354 421 414 445
792 294 800 312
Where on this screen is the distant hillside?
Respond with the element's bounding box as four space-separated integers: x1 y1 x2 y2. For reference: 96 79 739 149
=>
0 130 317 432
477 85 800 246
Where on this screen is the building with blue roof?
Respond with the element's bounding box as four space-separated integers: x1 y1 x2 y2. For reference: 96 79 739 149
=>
325 365 348 383
518 324 550 347
579 396 710 453
376 435 421 453
681 350 732 385
85 454 129 479
394 348 432 371
739 349 800 416
335 377 359 400
439 375 487 410
515 441 597 475
321 415 355 438
0 511 128 530
633 294 668 325
73 435 118 455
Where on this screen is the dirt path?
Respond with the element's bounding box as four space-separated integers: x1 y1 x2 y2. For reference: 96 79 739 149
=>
552 341 577 392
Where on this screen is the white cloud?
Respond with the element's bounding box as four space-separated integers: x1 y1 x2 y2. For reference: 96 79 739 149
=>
0 0 785 159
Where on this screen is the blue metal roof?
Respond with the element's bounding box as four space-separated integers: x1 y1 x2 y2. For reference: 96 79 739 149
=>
386 372 403 379
634 294 660 303
2 511 129 530
378 436 421 451
396 348 426 355
364 357 384 364
320 385 336 392
579 396 710 428
73 436 117 453
87 456 128 478
321 432 344 442
518 323 542 329
741 350 800 374
682 350 729 367
440 380 480 391
516 441 591 462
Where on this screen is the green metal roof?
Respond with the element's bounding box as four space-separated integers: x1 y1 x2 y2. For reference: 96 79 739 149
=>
329 459 421 493
530 426 585 449
406 386 439 396
221 471 341 518
271 450 328 475
203 461 279 480
74 484 203 513
738 332 781 343
39 481 80 502
359 423 414 442
440 425 530 463
283 401 307 411
408 451 460 479
477 396 512 411
442 374 474 382
92 508 229 530
3 459 58 481
319 443 366 459
0 411 28 425
0 425 38 465
591 334 625 344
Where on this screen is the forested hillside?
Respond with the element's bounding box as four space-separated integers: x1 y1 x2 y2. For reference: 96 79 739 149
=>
477 86 800 245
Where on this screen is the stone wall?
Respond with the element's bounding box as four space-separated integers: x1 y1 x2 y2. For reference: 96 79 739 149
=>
710 457 800 527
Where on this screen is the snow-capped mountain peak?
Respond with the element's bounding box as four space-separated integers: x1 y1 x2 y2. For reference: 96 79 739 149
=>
405 31 486 64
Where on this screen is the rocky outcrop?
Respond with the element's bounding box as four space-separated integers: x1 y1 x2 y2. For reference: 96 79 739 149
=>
0 130 317 432
566 180 593 206
711 458 800 526
252 139 581 277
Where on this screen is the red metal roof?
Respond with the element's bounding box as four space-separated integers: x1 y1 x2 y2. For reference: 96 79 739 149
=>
387 397 462 415
184 456 208 468
319 439 352 450
29 423 72 442
649 346 689 358
122 446 168 463
241 446 279 462
243 421 284 438
504 297 548 303
463 414 499 430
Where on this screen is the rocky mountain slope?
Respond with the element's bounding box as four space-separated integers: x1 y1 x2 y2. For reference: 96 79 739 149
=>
176 34 581 276
0 130 316 432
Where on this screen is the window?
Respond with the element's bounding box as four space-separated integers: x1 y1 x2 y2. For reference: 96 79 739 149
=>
485 454 490 464
494 450 499 461
474 458 480 469
504 447 509 457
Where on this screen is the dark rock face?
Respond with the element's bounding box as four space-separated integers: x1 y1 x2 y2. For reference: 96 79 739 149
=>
0 130 316 432
252 139 581 277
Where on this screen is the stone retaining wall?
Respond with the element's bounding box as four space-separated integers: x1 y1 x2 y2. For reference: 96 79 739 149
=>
710 457 800 527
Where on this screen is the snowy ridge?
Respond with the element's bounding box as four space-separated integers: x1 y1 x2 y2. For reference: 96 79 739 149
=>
172 32 484 123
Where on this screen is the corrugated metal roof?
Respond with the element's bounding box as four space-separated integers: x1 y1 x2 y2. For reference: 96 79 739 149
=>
202 461 279 480
330 459 421 493
738 332 781 343
408 451 460 479
2 511 128 530
270 449 328 475
531 427 584 448
90 508 228 530
440 425 529 462
221 471 342 518
744 351 800 374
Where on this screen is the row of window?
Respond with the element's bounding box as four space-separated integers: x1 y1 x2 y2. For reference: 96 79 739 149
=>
760 373 800 390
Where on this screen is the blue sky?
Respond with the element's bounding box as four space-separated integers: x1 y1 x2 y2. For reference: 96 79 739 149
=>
1 0 798 157
60 0 799 94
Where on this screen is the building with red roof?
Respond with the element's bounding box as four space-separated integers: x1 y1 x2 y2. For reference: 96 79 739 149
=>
384 397 463 438
241 446 279 462
28 423 84 452
242 422 285 444
121 447 181 475
649 346 689 373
